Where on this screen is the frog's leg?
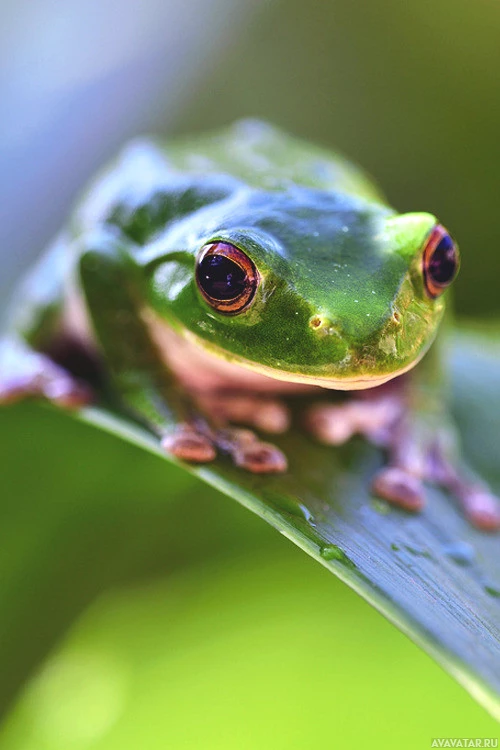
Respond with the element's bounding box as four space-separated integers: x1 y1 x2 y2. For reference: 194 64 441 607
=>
78 233 287 473
0 338 93 407
305 366 500 530
0 236 94 409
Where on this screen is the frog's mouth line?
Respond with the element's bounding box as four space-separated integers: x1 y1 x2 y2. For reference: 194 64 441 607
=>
142 308 423 392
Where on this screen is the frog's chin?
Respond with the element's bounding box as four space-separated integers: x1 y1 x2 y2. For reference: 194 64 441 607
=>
183 329 423 391
219 358 418 390
142 308 422 393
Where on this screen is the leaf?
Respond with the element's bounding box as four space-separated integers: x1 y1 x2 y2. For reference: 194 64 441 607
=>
0 400 279 716
67 326 500 721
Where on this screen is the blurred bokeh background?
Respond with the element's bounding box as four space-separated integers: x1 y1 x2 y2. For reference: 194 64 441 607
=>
1 0 500 747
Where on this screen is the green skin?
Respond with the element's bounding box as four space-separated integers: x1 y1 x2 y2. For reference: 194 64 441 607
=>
1 120 498 529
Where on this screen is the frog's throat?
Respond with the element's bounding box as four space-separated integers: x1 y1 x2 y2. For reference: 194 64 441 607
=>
143 309 423 391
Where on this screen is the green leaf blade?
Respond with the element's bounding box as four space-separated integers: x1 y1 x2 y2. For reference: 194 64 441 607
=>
79 328 500 720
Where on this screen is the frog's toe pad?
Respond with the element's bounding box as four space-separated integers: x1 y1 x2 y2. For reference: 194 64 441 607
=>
460 487 500 531
162 427 216 463
371 467 425 512
213 428 287 473
233 441 288 474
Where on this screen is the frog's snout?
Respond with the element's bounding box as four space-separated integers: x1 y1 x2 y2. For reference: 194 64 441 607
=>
308 314 342 339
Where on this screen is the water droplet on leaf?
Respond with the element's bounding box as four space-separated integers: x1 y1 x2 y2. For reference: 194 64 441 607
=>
319 544 356 569
442 541 475 566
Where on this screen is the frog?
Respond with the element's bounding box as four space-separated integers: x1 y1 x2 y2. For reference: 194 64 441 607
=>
1 119 498 530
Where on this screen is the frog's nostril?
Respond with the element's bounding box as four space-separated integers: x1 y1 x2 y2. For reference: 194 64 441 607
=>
391 309 402 326
309 315 324 330
309 314 342 338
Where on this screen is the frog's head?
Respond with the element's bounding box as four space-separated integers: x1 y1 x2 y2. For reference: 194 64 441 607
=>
148 187 459 389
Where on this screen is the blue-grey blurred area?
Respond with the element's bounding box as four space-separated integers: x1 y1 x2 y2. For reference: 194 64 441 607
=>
2 0 500 315
0 0 266 302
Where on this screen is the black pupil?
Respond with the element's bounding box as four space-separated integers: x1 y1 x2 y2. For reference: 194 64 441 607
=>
428 234 457 285
198 254 247 300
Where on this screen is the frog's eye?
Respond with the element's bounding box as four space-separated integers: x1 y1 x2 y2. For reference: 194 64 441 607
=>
196 242 259 314
422 224 460 298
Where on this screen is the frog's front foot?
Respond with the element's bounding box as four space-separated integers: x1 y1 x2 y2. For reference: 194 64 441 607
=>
162 422 287 474
371 428 500 531
305 392 500 531
0 339 93 409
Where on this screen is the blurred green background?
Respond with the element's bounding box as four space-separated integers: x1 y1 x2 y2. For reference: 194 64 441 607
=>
1 0 500 746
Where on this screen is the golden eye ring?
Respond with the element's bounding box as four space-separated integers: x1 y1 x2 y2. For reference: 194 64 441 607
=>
196 242 259 314
422 224 460 299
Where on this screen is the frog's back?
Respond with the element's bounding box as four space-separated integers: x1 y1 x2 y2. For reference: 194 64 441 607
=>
165 119 386 204
73 119 387 245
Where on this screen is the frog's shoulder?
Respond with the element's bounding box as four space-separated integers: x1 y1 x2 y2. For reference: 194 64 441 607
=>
166 119 387 204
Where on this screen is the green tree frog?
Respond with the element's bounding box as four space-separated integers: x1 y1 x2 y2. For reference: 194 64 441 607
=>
1 120 498 530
